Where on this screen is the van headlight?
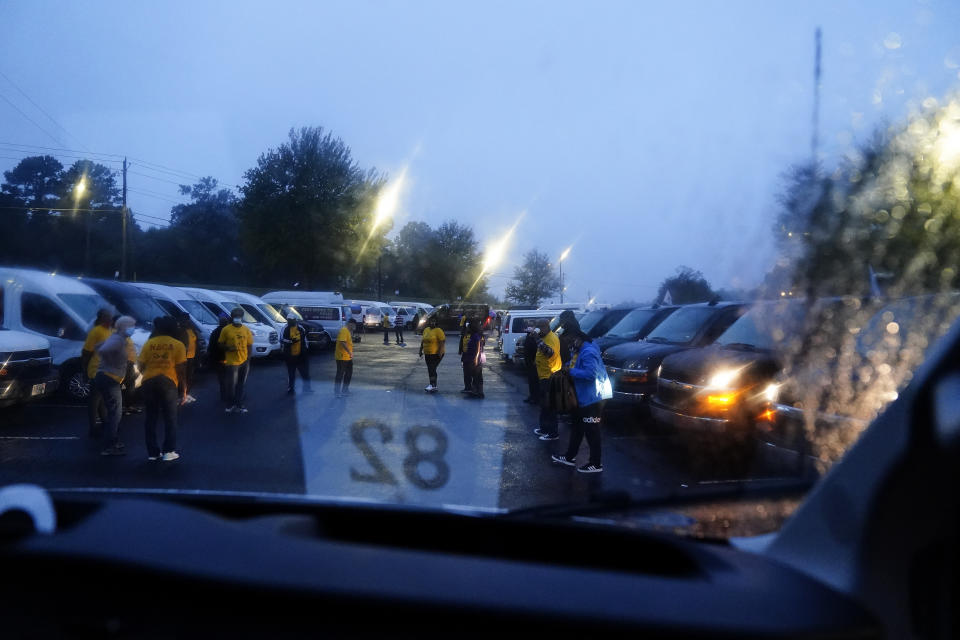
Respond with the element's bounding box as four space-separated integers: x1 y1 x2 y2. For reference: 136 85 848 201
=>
762 383 780 403
708 369 739 390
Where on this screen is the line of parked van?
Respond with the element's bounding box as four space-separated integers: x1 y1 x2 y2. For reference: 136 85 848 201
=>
0 266 435 407
499 294 960 466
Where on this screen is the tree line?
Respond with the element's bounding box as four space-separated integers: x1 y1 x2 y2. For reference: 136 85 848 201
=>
0 127 490 301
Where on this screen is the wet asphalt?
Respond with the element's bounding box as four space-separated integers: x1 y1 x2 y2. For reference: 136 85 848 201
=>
0 333 809 511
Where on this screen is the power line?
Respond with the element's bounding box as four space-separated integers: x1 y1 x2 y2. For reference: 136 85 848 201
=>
0 141 122 158
127 187 183 204
0 69 87 150
128 170 186 186
0 92 65 146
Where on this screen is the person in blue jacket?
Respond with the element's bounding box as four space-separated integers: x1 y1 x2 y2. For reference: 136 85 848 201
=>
550 325 612 473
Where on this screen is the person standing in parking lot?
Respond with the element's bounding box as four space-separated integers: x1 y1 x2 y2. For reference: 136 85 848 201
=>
139 316 187 462
419 315 445 392
394 309 406 346
81 308 114 438
177 312 199 404
94 315 137 456
533 319 562 440
335 319 356 397
382 312 391 345
458 319 473 392
523 326 540 404
551 328 612 473
281 312 312 394
463 321 486 398
219 308 254 414
207 313 230 403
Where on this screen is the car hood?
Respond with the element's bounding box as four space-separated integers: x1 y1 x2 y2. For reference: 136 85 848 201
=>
0 329 50 352
659 345 780 386
601 341 690 368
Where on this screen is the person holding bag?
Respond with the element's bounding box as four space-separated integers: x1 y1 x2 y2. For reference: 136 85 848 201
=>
550 327 612 473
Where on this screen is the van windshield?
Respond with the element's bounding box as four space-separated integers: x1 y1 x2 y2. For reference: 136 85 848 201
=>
607 308 658 339
57 293 108 324
644 307 716 345
179 300 218 325
241 303 272 325
260 303 287 324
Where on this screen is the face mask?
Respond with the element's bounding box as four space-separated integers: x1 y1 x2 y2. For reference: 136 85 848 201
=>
123 327 135 337
232 318 242 326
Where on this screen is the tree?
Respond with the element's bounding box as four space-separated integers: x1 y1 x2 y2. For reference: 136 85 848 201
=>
506 249 560 306
2 155 63 207
238 126 385 288
134 177 242 283
656 266 715 304
773 96 960 298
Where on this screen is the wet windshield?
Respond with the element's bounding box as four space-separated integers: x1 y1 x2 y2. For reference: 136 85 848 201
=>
1 2 958 542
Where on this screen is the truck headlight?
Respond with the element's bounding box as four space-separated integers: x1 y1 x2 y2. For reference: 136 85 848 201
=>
708 368 739 390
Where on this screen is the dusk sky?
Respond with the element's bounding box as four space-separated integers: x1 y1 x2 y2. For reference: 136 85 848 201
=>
2 1 959 303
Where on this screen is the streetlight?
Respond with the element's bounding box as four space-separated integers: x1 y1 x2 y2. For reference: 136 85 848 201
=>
75 177 92 273
558 246 572 304
369 170 406 299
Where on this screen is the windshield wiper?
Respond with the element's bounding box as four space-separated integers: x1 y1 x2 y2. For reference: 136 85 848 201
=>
719 342 760 352
498 477 817 522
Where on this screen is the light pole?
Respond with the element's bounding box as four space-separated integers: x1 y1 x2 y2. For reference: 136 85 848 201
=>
558 246 571 304
370 172 405 300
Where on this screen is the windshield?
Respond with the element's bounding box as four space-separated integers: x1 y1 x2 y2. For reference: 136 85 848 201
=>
178 299 218 325
644 307 716 345
3 2 958 543
57 293 108 324
715 302 808 351
606 308 658 338
260 303 287 324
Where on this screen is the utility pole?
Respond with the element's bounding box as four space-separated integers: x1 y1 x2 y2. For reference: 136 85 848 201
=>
811 27 822 164
559 261 564 304
121 157 128 280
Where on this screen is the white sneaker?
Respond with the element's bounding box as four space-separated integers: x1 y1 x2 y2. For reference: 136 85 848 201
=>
161 451 180 462
425 384 435 392
225 405 236 414
185 394 197 404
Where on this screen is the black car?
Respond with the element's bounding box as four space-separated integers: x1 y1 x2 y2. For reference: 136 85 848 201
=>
593 305 680 353
418 303 491 333
601 301 749 407
0 329 59 408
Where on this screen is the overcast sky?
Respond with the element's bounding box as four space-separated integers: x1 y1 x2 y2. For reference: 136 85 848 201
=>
2 1 959 303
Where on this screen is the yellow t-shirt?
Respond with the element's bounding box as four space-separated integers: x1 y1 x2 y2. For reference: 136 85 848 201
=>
382 315 391 328
335 326 353 361
219 323 254 365
83 325 113 378
535 331 562 380
420 327 446 355
138 336 187 386
289 326 302 357
185 328 197 359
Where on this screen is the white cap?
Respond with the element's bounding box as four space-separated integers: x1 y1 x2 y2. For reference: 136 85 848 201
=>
114 315 136 332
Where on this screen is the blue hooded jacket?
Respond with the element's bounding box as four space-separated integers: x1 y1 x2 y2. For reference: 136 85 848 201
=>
568 339 613 407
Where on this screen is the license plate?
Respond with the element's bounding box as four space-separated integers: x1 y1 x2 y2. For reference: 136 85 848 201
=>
30 383 46 396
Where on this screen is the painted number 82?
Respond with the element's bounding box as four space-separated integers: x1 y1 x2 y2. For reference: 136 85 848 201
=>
350 420 450 490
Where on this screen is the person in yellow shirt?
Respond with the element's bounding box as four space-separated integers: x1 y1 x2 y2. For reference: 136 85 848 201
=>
335 319 356 397
138 316 187 462
218 307 255 414
418 315 446 392
281 312 312 394
177 312 199 403
93 316 136 456
381 312 391 345
534 319 562 441
81 308 115 437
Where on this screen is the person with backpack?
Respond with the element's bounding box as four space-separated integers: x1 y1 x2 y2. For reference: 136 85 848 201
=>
281 312 312 394
550 322 612 473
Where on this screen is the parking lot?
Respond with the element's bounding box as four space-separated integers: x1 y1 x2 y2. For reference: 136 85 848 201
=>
0 334 814 510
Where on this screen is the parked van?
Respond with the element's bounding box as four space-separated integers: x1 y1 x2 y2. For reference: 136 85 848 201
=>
538 301 610 313
0 267 149 401
499 309 560 363
132 282 216 353
261 291 350 349
350 300 396 329
180 287 279 357
0 329 59 407
389 301 433 329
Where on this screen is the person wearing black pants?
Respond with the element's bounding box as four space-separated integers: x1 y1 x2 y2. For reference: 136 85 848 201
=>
551 326 611 474
138 316 187 462
281 314 312 394
335 320 356 398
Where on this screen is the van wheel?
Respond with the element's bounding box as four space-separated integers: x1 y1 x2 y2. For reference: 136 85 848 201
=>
60 362 90 402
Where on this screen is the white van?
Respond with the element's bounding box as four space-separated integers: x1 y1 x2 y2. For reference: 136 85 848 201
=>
351 300 396 329
261 291 351 348
0 329 59 407
389 301 433 328
263 290 344 305
0 267 149 400
179 287 279 357
538 302 610 313
219 291 287 335
499 310 559 363
132 282 217 350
